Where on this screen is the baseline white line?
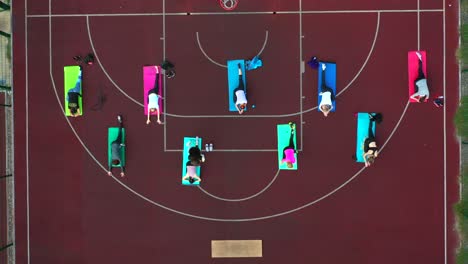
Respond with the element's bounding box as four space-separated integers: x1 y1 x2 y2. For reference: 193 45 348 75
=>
196 31 269 68
197 169 281 202
443 0 447 263
86 16 143 107
26 9 444 18
336 12 380 96
25 0 30 261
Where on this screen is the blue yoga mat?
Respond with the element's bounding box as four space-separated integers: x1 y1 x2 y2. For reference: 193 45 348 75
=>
356 113 375 163
227 60 247 112
318 62 336 112
182 137 202 185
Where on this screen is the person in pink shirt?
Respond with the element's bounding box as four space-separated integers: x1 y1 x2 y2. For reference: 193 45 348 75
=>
281 122 297 168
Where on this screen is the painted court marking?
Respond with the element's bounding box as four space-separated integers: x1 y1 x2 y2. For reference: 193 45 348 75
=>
21 1 450 264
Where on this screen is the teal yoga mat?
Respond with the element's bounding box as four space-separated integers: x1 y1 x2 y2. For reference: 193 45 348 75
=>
227 60 247 112
356 113 375 163
277 124 297 170
108 127 126 167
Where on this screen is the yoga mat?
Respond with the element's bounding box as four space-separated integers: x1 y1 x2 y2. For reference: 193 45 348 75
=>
143 65 163 114
355 113 375 163
408 51 427 103
212 240 263 258
108 127 126 168
182 137 202 185
64 66 83 116
227 60 247 112
317 62 336 112
277 124 298 170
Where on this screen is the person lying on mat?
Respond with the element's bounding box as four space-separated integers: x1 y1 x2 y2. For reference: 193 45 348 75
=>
147 66 163 125
233 64 248 114
67 69 82 117
318 63 335 117
363 113 382 167
187 137 205 165
281 122 297 168
410 52 430 103
108 115 126 177
183 161 202 184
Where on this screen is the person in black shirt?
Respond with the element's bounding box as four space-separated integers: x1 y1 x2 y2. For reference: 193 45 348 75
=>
67 69 82 117
363 113 382 167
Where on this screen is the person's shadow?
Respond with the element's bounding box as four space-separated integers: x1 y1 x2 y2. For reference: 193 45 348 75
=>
91 87 107 111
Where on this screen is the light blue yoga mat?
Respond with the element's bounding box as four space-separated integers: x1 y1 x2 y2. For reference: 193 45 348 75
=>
227 60 247 112
277 124 298 170
182 137 202 185
356 113 375 163
317 62 336 112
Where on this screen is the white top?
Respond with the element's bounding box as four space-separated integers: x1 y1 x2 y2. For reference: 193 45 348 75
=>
319 91 333 111
148 93 159 110
186 165 197 176
235 90 247 105
414 79 430 97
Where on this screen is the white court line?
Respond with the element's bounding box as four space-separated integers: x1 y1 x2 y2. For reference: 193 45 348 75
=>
84 13 379 118
26 9 443 18
197 169 281 202
25 0 30 262
443 0 447 263
196 31 269 68
299 0 303 150
417 0 420 50
163 0 167 151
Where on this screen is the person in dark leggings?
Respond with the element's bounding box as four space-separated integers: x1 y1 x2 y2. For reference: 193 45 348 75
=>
108 115 125 177
363 113 382 167
233 64 248 114
187 137 205 166
410 52 430 103
318 63 335 117
281 122 297 168
147 67 163 125
67 69 82 117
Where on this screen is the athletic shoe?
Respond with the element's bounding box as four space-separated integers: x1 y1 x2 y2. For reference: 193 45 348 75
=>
322 63 326 71
289 122 296 130
433 101 440 108
209 143 213 152
205 144 209 152
416 52 422 61
238 63 242 75
117 115 122 123
201 154 205 162
195 136 199 146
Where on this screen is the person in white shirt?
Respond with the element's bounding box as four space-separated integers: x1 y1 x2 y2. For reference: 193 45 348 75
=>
318 63 335 117
183 161 201 184
233 64 248 114
147 66 163 125
410 52 430 103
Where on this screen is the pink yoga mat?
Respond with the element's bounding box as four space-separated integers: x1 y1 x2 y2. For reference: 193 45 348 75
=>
408 51 427 103
143 65 163 115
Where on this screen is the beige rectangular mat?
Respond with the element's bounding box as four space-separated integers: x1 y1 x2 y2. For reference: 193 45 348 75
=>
211 240 262 258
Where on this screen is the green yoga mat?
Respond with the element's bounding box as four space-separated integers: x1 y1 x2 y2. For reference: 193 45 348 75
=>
108 127 126 168
356 112 376 163
277 124 298 170
182 137 202 185
64 66 83 116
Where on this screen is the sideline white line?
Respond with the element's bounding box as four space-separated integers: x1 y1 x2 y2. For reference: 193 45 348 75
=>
417 0 420 50
25 0 30 262
443 0 447 263
163 0 167 151
45 2 413 222
196 31 269 68
299 0 303 150
26 9 444 18
86 16 144 107
197 169 281 202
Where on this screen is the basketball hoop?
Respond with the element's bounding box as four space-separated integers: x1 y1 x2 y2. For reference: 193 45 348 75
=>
219 0 238 11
